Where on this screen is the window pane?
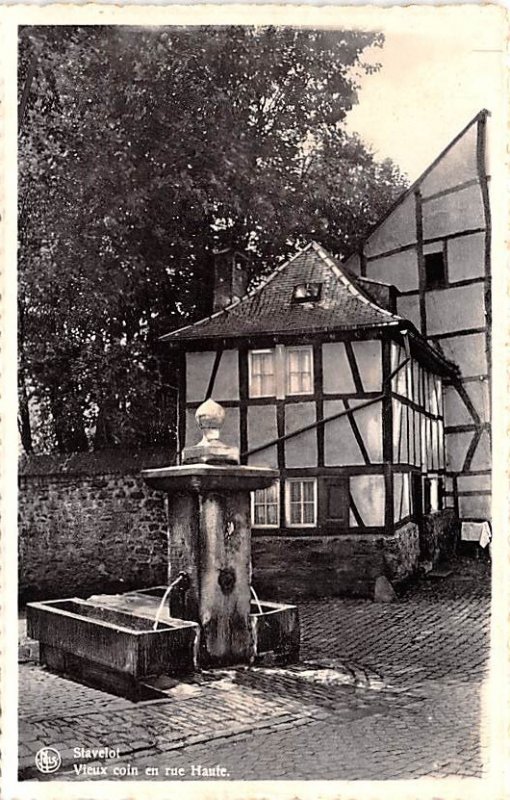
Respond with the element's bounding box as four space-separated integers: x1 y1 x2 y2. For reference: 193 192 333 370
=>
301 373 312 393
261 373 275 395
286 347 313 394
267 483 278 502
302 481 315 502
250 351 275 396
261 353 273 376
288 351 300 371
288 374 300 394
300 349 311 371
290 504 301 525
267 505 277 525
287 480 316 526
302 503 314 524
289 482 301 502
253 484 279 526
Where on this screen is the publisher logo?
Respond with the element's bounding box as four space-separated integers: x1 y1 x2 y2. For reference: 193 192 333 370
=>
35 747 61 774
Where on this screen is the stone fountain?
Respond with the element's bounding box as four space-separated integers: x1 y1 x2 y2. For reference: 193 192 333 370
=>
27 400 300 700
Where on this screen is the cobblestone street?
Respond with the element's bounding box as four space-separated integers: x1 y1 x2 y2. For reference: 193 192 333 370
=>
18 556 492 782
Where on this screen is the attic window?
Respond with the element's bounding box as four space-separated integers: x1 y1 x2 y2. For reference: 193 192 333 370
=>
424 251 446 290
292 282 322 303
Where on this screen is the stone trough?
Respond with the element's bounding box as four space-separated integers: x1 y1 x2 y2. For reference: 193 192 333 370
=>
26 598 198 700
27 591 299 700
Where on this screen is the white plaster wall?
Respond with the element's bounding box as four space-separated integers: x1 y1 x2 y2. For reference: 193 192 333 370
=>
322 342 356 394
425 282 486 335
439 333 488 377
284 402 317 468
365 249 419 292
349 474 385 527
420 124 479 197
465 381 490 423
351 340 382 392
470 430 491 471
323 400 364 466
393 472 410 523
364 193 417 257
445 430 472 472
186 349 239 402
354 401 383 462
213 350 240 401
447 233 486 283
393 399 408 463
458 494 491 519
422 183 485 241
458 474 491 491
396 295 421 330
444 385 472 427
247 405 278 468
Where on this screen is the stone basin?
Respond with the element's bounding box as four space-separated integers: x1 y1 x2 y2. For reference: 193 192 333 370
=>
249 599 300 664
26 597 199 700
89 587 300 665
26 589 299 699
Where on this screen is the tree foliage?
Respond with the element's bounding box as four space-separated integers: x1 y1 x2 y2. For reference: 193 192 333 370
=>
19 25 407 454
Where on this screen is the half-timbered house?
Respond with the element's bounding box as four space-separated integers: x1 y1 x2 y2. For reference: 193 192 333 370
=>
160 111 491 598
162 241 457 596
343 110 491 549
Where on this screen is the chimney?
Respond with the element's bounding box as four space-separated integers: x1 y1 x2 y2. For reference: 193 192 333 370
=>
212 248 249 312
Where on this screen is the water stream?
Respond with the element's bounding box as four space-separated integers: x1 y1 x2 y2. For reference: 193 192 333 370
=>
153 575 185 631
250 585 264 616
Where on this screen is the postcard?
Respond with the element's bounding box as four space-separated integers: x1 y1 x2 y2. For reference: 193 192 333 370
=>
2 4 508 799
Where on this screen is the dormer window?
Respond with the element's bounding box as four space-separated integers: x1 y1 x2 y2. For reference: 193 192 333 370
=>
292 282 322 303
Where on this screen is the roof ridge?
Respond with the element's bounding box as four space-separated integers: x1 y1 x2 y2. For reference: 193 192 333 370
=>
160 241 316 341
310 241 402 323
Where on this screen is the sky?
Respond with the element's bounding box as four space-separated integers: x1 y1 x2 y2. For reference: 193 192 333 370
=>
344 7 506 181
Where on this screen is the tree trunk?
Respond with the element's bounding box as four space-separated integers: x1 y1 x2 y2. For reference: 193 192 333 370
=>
50 387 89 453
17 298 33 453
18 367 33 453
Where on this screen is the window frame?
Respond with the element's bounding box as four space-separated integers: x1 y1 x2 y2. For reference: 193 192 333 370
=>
248 348 276 398
285 478 318 528
285 345 314 397
251 481 280 529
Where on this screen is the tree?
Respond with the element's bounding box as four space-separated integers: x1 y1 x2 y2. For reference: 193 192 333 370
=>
18 25 407 453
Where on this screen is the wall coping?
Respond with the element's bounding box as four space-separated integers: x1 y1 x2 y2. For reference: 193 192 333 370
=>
18 448 176 478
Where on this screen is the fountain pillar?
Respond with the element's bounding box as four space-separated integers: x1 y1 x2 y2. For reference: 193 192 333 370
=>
142 399 277 667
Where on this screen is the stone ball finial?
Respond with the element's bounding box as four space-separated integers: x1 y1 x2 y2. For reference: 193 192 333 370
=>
181 398 239 465
195 398 225 442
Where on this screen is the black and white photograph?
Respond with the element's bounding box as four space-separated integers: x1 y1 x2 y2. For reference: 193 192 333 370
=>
3 4 508 797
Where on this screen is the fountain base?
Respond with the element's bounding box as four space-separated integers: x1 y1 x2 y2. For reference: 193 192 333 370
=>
26 588 299 701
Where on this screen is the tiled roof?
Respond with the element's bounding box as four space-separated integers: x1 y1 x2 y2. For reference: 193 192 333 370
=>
161 242 402 342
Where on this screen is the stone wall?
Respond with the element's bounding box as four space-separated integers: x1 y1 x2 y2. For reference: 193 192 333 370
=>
19 450 172 602
382 521 420 584
419 508 458 564
252 524 421 600
19 450 459 602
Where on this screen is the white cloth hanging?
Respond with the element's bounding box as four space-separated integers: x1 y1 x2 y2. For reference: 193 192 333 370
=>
461 521 492 547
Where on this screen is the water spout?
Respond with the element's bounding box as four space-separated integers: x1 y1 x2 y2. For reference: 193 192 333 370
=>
153 574 187 631
250 585 264 616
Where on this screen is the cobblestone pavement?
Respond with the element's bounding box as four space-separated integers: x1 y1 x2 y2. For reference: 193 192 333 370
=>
18 556 491 782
